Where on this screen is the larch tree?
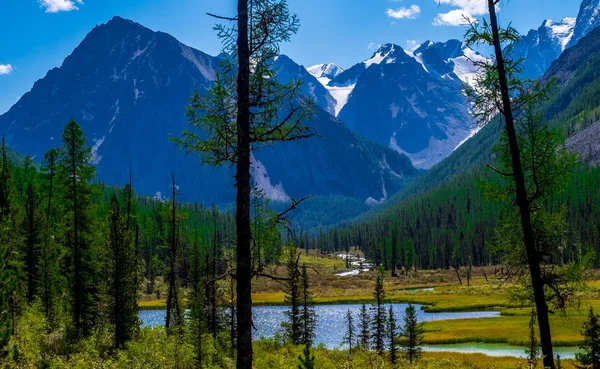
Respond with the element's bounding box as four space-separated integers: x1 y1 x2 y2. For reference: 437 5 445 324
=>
463 1 581 366
58 119 98 338
174 0 314 366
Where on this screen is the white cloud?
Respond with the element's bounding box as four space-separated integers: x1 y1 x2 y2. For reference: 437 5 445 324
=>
39 0 83 13
0 64 13 75
386 5 421 19
433 0 489 26
367 42 381 50
405 40 419 52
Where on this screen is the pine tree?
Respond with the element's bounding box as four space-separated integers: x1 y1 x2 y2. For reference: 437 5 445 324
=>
20 182 44 303
283 247 302 344
0 136 12 223
189 235 206 367
556 354 563 369
106 194 139 348
388 305 398 365
526 309 540 369
0 239 16 356
359 303 370 349
165 173 183 332
300 264 316 346
58 119 98 338
344 309 355 353
371 266 387 353
401 303 423 364
577 307 600 369
298 342 315 369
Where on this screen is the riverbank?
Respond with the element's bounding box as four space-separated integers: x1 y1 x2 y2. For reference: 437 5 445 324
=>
138 252 600 349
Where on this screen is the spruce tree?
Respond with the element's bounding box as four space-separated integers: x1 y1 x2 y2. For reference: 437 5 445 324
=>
189 235 206 367
0 136 12 223
359 303 370 349
283 247 302 344
401 303 423 364
58 119 98 338
298 342 315 369
388 305 398 365
526 309 540 369
106 194 139 348
20 182 44 303
0 239 16 356
300 263 316 346
344 309 355 353
577 307 600 369
371 266 387 353
165 173 183 332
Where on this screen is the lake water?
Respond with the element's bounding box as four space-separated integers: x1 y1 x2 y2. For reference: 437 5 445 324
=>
140 303 499 348
422 343 581 360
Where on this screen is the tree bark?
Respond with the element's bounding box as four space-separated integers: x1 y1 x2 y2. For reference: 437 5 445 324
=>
487 1 555 367
236 0 253 367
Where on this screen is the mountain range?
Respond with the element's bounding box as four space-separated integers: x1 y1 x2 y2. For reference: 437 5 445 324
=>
0 16 417 206
2 0 600 228
513 0 600 79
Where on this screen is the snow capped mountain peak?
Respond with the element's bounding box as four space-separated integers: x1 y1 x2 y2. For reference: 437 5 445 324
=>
568 0 600 48
364 43 411 68
543 17 576 50
306 63 344 81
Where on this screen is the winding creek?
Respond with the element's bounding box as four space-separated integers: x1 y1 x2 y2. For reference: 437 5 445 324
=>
137 303 579 359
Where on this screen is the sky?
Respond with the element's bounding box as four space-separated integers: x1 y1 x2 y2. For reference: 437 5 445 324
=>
0 0 583 114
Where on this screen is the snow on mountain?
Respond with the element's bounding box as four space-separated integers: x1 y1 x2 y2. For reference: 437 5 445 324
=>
568 0 600 48
306 63 343 82
546 17 577 50
513 0 600 79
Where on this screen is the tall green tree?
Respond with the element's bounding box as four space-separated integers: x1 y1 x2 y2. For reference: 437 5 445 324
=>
298 342 315 369
283 247 302 345
300 263 316 346
526 309 540 369
165 173 183 332
463 2 581 366
577 307 600 369
388 305 398 365
0 136 12 223
20 182 44 303
0 236 16 356
359 303 370 349
371 266 387 353
401 303 423 364
106 195 139 348
344 309 355 353
175 1 314 366
58 119 98 338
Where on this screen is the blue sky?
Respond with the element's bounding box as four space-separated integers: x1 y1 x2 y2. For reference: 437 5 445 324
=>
0 0 582 114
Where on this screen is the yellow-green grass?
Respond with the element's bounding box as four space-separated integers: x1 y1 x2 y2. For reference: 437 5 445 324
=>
253 340 578 369
423 313 586 346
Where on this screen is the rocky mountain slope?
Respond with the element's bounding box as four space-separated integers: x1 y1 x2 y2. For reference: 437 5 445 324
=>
0 16 417 205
